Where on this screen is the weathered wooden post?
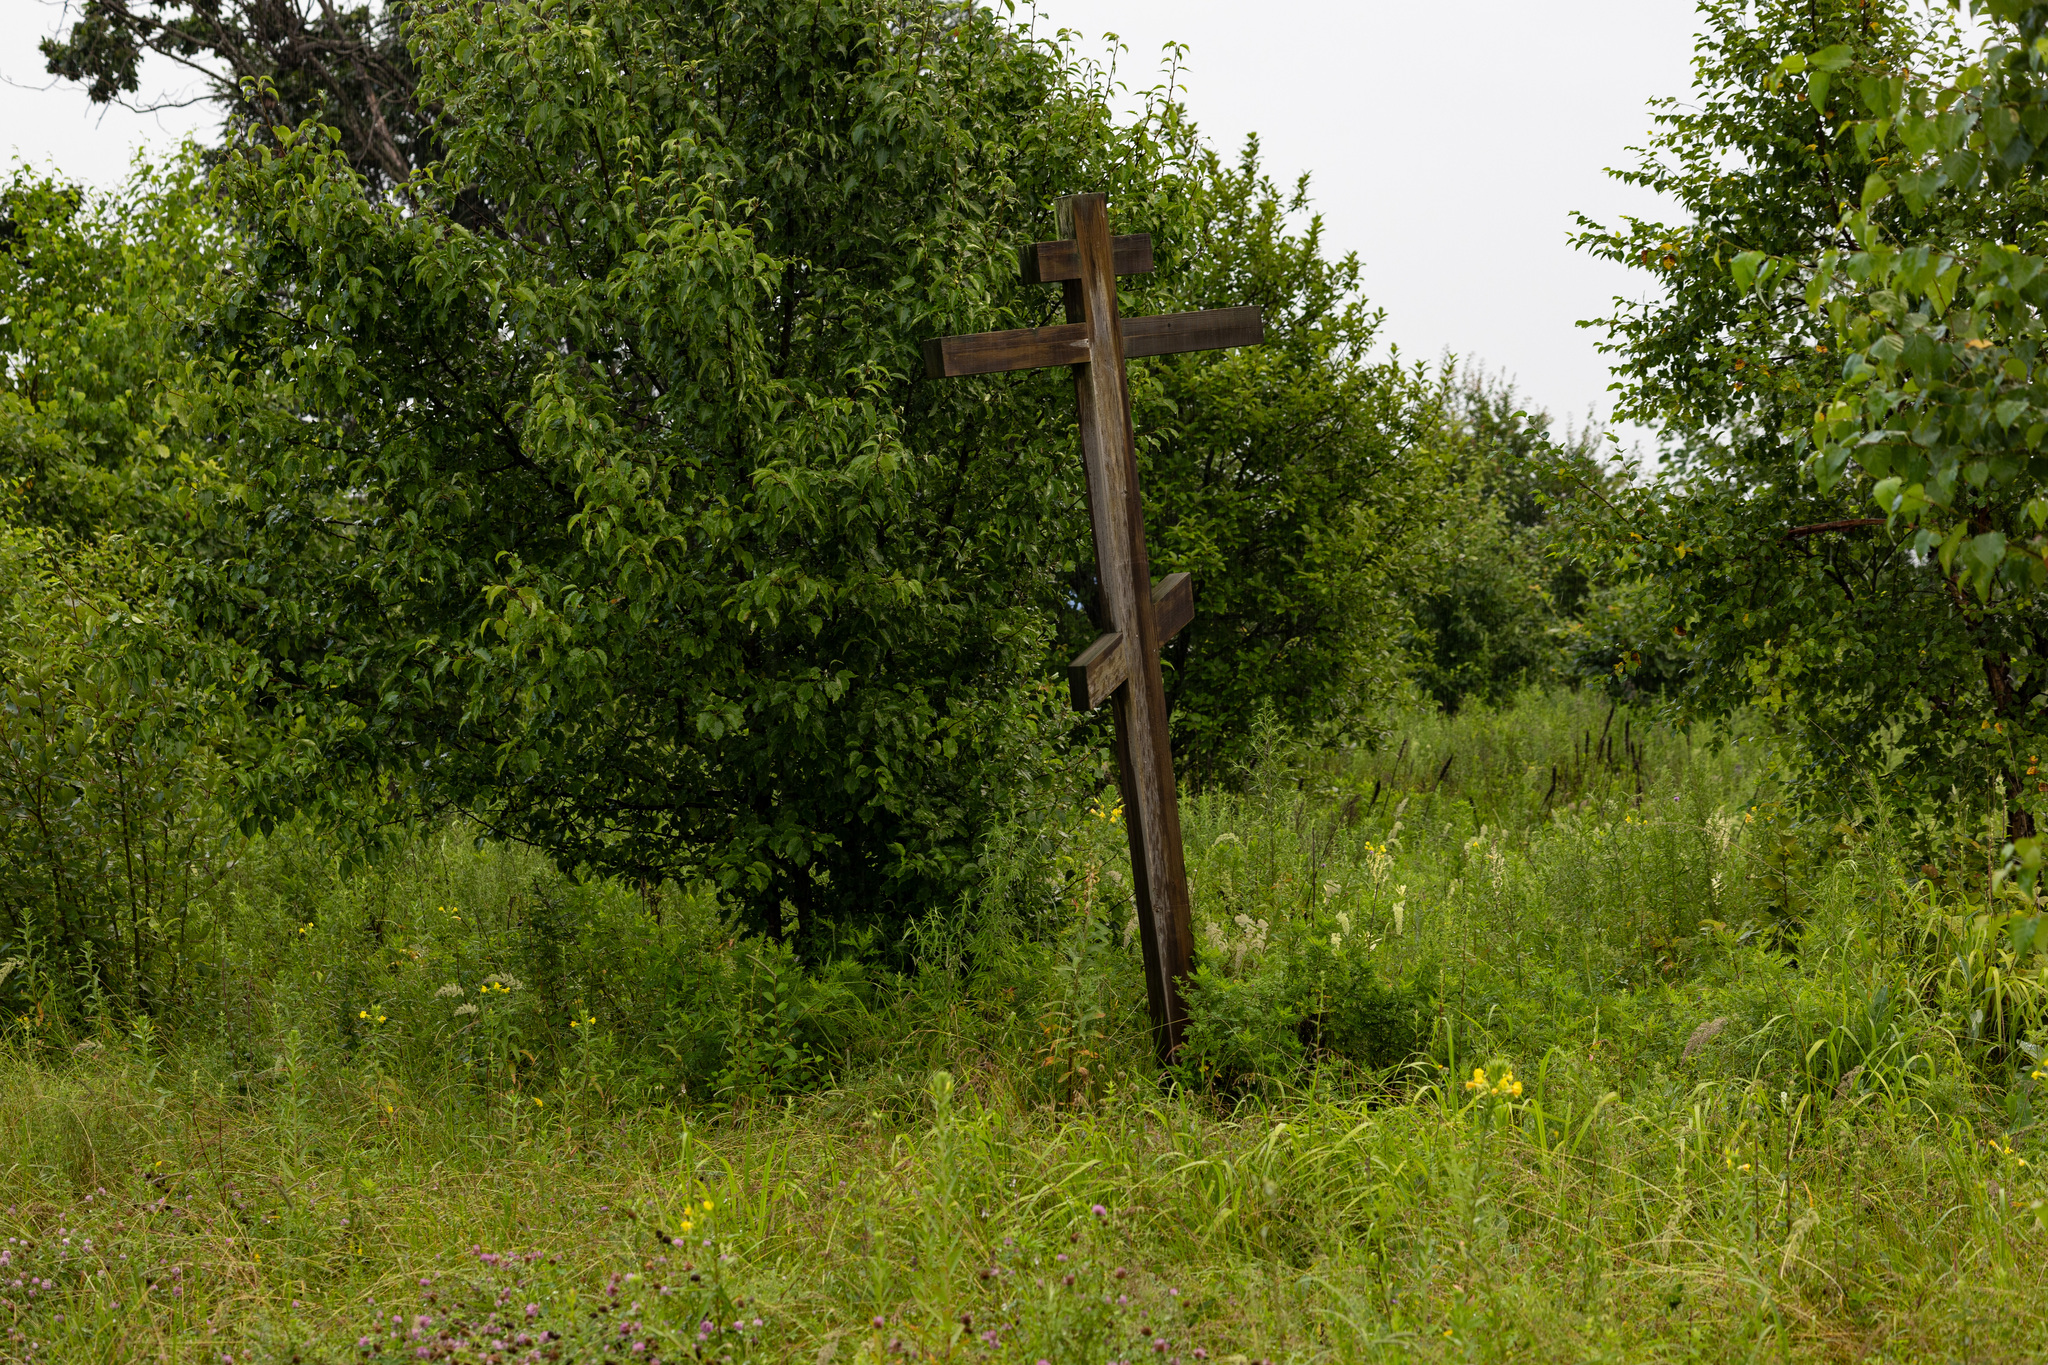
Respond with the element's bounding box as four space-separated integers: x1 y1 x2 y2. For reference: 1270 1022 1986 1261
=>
923 193 1263 1064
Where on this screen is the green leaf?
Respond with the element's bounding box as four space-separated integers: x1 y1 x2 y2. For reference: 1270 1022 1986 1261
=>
1897 168 1945 214
1730 251 1765 293
1938 522 1967 575
1963 530 2008 592
1862 173 1892 209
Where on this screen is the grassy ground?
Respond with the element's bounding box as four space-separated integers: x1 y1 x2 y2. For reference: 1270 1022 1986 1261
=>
3 691 2045 1363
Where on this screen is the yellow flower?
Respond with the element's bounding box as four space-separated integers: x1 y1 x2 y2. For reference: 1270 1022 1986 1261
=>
533 1098 543 1107
702 1199 714 1211
1465 1067 1489 1093
377 1015 387 1023
358 1010 368 1019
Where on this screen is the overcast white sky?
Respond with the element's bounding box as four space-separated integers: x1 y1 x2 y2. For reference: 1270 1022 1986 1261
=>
1027 0 1705 454
0 0 1714 450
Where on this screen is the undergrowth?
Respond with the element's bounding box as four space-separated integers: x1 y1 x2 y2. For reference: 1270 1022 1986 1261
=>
3 689 2047 1362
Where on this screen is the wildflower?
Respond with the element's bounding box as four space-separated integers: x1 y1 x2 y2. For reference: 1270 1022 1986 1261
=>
1092 1203 1107 1217
533 1098 543 1107
1466 1068 1489 1093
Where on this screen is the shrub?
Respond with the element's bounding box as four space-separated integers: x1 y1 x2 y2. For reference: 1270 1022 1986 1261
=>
0 528 239 1022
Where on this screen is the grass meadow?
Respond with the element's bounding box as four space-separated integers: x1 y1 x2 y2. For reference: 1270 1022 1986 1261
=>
3 691 2045 1363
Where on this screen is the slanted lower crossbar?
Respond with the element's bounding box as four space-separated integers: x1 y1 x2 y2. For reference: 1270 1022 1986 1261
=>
1067 573 1193 712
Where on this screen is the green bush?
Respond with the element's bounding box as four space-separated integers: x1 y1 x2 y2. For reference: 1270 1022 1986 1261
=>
1178 955 1305 1093
0 527 239 1021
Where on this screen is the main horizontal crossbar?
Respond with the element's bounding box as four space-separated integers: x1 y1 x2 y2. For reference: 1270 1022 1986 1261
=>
1066 573 1193 711
1126 306 1264 360
922 308 1265 379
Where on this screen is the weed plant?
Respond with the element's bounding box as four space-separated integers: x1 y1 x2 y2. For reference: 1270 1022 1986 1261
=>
3 690 2047 1361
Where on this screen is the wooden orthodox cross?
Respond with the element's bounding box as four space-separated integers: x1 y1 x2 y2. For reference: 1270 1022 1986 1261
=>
923 193 1263 1065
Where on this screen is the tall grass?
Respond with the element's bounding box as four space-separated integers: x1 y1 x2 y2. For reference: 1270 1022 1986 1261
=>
2 689 2045 1362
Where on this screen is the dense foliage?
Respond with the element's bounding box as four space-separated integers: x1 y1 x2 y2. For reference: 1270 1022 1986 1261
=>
137 0 1487 952
1796 0 2048 869
9 11 2048 1359
0 159 222 537
1572 0 2048 856
179 0 1130 949
1126 143 1443 772
1411 374 1608 713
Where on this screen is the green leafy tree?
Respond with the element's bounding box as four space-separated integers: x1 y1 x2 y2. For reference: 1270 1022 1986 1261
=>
1127 140 1441 773
1 155 223 537
1568 0 2028 840
180 0 1283 947
1790 0 2048 859
40 0 427 194
1409 373 1608 714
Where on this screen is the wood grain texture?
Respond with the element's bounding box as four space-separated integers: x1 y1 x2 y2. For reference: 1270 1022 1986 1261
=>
922 307 1259 378
1122 306 1264 359
1152 572 1193 643
1066 630 1128 712
1019 233 1154 284
1066 575 1191 713
918 198 1265 1067
1057 192 1196 1066
921 324 1089 378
